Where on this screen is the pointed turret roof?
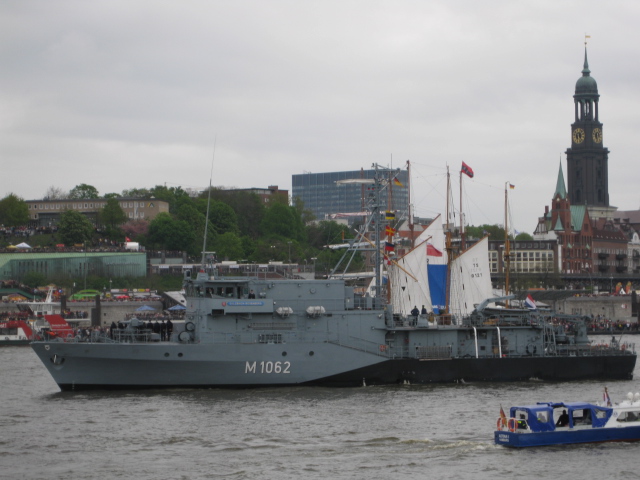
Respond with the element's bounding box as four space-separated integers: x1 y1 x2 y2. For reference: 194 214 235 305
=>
575 47 598 95
554 161 567 199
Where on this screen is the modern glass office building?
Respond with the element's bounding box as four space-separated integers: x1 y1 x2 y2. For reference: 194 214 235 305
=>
292 169 409 222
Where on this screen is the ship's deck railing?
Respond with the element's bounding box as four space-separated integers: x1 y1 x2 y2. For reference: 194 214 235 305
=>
51 328 163 344
465 316 546 328
554 342 636 356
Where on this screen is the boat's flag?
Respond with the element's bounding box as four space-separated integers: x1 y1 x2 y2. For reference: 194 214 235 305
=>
461 161 474 178
426 243 443 257
385 211 395 221
393 176 404 187
499 405 508 429
125 237 131 242
384 242 395 252
603 387 612 407
509 184 515 190
385 225 396 236
525 294 537 310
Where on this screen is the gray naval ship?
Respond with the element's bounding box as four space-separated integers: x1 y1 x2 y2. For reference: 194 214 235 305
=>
31 168 637 391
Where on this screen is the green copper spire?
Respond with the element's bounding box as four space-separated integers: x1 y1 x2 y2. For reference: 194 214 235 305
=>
555 160 567 199
575 46 598 95
582 47 590 75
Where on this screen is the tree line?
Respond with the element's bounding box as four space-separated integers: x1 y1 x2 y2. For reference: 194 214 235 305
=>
0 184 533 273
0 185 361 275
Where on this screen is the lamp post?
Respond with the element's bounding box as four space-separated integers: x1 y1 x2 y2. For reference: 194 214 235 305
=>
287 241 292 264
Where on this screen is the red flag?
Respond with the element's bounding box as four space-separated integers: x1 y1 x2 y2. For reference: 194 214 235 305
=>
426 244 443 257
461 161 474 178
384 242 395 252
385 225 396 236
125 237 131 242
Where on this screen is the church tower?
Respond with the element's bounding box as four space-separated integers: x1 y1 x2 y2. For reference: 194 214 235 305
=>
565 47 611 218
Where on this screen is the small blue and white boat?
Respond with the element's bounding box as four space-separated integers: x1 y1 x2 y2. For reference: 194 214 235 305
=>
495 389 640 447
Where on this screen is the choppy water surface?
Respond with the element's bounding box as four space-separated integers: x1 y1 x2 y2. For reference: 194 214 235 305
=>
1 347 639 480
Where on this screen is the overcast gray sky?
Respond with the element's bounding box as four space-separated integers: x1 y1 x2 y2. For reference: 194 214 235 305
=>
1 1 638 232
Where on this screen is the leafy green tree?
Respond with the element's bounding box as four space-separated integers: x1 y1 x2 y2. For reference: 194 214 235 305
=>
68 184 99 199
176 203 204 228
150 185 190 213
148 213 196 251
0 193 29 227
206 189 265 239
306 220 353 249
209 201 239 235
121 188 151 198
103 192 121 199
292 196 315 227
515 232 533 241
261 203 298 239
213 232 244 260
466 224 507 241
99 198 128 237
58 210 94 245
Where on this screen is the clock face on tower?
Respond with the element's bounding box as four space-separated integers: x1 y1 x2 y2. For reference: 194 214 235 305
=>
592 127 602 143
572 128 585 144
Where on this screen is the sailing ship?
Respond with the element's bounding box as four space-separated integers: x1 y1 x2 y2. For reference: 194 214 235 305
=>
30 165 636 391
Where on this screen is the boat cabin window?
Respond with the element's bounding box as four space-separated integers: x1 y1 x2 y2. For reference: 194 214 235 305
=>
571 409 592 426
594 408 609 420
513 410 529 429
616 411 640 422
535 411 549 423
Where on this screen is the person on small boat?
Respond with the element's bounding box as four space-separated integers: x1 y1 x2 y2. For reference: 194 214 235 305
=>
517 414 527 429
556 410 569 427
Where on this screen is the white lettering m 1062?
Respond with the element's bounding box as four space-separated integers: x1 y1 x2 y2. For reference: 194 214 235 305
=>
245 361 291 374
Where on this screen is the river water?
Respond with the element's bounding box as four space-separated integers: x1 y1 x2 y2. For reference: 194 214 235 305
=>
2 347 639 480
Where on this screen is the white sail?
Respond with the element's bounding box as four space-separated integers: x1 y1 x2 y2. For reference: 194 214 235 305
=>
388 239 432 315
415 214 448 264
448 237 492 319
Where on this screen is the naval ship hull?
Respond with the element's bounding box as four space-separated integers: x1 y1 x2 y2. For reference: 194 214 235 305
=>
31 341 636 391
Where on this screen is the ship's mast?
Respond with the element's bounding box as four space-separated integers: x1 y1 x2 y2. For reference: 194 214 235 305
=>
504 182 511 305
200 140 216 268
407 160 414 248
372 164 384 309
443 167 453 314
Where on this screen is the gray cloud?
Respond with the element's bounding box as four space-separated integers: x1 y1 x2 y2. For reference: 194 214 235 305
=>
2 0 638 232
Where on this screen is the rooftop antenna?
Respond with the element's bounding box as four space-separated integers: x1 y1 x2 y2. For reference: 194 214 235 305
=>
201 138 216 267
